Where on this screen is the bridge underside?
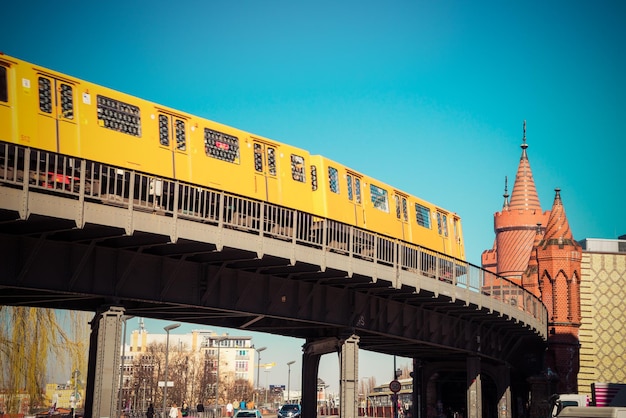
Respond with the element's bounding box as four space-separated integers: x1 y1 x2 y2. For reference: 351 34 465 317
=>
0 205 544 365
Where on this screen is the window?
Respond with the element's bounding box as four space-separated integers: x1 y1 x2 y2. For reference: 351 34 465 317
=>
159 115 169 146
328 167 339 193
437 212 448 236
0 66 7 102
415 203 431 228
394 196 409 221
39 77 52 113
254 144 276 174
175 119 186 150
97 95 141 136
291 154 305 182
394 195 401 219
370 184 389 212
60 83 73 119
204 128 240 163
347 175 362 203
311 165 318 191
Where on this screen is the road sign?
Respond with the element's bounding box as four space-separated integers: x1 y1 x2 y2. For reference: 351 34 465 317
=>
158 381 174 387
389 379 401 393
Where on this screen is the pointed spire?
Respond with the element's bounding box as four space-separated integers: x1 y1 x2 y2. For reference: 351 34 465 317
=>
543 188 574 244
502 176 510 210
509 120 542 210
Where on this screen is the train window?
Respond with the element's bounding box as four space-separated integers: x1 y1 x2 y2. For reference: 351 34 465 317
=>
204 128 240 163
394 195 401 219
415 203 431 228
436 212 449 237
0 66 7 102
402 198 408 221
267 147 276 175
347 174 353 200
175 119 186 150
254 144 263 171
291 154 306 182
328 167 339 193
355 177 361 203
370 184 389 212
60 83 73 119
39 77 52 113
97 95 141 136
159 115 169 146
311 165 318 191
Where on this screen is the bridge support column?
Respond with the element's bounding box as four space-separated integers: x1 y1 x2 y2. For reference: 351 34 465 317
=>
84 306 125 418
301 338 339 418
339 334 359 418
466 356 482 418
496 364 512 418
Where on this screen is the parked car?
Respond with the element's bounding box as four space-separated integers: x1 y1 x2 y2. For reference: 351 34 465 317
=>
277 404 301 418
234 410 263 418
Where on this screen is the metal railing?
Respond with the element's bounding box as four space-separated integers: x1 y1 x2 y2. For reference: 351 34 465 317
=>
0 141 548 333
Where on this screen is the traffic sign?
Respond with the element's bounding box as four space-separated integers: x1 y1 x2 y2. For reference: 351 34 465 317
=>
389 379 401 393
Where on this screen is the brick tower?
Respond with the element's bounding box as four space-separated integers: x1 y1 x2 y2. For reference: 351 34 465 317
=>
483 122 582 394
536 188 582 394
481 121 549 285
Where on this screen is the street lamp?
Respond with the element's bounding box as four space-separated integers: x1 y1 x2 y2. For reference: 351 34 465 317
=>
72 369 80 418
214 336 227 418
254 346 266 391
163 323 181 418
286 361 295 403
118 315 135 418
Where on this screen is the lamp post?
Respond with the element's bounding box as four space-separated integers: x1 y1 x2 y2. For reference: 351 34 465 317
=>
118 315 135 418
286 361 295 403
254 346 266 390
72 369 80 418
163 323 181 418
214 336 227 418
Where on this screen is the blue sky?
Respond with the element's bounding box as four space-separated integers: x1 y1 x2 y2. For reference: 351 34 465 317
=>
4 0 625 394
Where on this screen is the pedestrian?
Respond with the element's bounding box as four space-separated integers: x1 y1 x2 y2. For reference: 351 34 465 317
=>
197 402 205 418
182 401 189 417
169 404 179 418
226 402 233 417
147 403 155 418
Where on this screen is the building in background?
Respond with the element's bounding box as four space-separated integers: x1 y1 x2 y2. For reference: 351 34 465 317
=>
482 123 625 401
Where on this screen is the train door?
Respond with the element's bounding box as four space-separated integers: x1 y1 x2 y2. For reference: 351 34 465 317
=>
36 73 78 153
393 192 410 240
436 211 449 254
346 172 363 226
157 111 188 179
253 140 278 202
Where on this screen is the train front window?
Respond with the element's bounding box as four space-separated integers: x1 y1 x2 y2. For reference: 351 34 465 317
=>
204 128 240 163
0 66 8 102
329 167 339 194
370 184 389 213
415 203 431 228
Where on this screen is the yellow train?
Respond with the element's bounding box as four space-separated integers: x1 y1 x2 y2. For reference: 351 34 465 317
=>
0 53 465 260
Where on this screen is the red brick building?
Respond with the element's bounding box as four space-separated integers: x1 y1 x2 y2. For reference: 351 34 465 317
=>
482 122 582 394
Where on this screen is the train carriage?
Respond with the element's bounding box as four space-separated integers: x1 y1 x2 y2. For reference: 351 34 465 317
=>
0 52 465 262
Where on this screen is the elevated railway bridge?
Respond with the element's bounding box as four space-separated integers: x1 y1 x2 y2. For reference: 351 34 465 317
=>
0 143 548 418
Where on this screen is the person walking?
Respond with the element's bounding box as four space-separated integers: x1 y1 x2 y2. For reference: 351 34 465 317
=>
147 403 155 418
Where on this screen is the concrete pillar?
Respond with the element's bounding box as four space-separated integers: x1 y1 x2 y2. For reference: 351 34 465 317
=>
496 364 512 418
301 338 338 418
84 306 125 418
466 357 482 418
339 335 359 418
